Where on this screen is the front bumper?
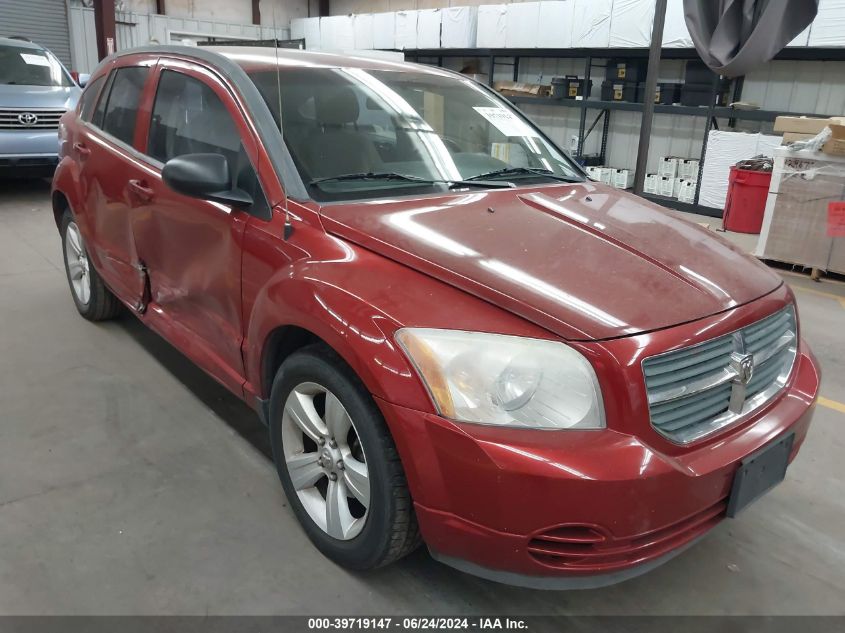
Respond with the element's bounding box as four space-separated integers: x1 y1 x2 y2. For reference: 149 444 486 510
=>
377 344 819 589
0 129 60 175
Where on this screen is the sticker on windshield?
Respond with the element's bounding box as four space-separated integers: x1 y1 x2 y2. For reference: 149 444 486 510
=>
20 54 51 67
473 107 539 138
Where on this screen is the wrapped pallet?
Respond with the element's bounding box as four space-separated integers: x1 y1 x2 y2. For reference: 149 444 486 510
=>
441 6 478 48
609 0 654 47
320 15 354 50
373 13 396 49
353 14 375 50
756 148 845 275
477 5 507 48
571 0 612 47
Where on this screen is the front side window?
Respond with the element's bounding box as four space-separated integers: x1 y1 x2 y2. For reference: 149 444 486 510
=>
148 70 269 218
0 44 73 87
249 67 583 202
100 66 150 145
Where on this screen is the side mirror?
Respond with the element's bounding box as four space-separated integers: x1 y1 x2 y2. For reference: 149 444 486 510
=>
77 73 90 88
162 153 253 209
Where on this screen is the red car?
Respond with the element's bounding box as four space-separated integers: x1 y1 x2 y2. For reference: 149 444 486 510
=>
52 46 819 589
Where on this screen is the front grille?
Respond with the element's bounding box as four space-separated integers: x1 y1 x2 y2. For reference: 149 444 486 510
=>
0 108 65 130
643 306 797 444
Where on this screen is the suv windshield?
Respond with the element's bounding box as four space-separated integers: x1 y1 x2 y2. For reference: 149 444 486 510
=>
0 44 73 87
249 67 583 201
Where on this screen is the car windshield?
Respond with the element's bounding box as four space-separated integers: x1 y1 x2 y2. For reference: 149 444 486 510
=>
248 67 583 201
0 44 73 87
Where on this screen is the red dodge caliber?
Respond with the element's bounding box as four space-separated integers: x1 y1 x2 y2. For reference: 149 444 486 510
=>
52 46 819 589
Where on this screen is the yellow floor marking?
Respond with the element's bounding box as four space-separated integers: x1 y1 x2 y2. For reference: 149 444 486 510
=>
818 397 845 414
790 284 845 309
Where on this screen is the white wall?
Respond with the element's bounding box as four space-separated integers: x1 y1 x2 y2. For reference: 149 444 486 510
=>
114 0 310 26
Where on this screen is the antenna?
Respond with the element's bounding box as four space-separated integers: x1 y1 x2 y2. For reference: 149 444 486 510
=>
272 3 293 240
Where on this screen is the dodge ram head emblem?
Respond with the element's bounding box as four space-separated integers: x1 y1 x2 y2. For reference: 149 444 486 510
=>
18 112 38 126
731 352 755 385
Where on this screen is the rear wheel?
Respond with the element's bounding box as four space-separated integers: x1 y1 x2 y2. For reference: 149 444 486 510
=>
269 345 420 569
60 210 121 321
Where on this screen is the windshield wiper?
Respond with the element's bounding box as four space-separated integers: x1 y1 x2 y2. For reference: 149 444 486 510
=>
465 167 582 183
308 171 514 189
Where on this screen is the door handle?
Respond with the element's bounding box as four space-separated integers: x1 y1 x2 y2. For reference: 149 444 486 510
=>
128 179 155 202
73 142 90 157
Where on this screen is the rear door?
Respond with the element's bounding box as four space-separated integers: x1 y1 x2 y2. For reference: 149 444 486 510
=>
74 57 155 306
129 58 272 394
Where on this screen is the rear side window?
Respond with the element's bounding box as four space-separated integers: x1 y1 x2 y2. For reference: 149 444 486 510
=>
78 75 105 122
148 70 270 219
100 66 149 145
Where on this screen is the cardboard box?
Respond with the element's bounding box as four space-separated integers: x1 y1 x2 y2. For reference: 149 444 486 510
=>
598 167 615 185
612 168 634 189
678 179 697 203
494 81 551 98
679 158 700 179
773 116 832 135
586 166 603 180
826 123 845 156
658 175 674 197
644 173 660 194
658 157 679 178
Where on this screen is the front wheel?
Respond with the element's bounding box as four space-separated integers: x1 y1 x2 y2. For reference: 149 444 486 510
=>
60 210 121 321
269 345 420 569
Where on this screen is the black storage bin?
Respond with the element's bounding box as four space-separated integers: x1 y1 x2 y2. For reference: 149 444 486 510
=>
684 60 717 84
601 80 640 102
552 75 593 99
605 59 647 82
639 82 682 104
680 80 731 106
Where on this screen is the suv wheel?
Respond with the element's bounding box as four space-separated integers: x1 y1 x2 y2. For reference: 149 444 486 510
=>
60 210 121 321
269 344 420 569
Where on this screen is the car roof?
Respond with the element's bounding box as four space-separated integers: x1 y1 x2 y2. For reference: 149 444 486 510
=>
0 36 45 50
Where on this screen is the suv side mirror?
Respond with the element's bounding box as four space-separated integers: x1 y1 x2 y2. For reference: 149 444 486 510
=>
78 73 90 88
162 153 253 209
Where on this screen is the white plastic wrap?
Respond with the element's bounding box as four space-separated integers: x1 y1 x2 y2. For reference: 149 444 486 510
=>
373 12 396 50
538 1 574 49
808 0 845 46
477 5 507 48
505 2 540 48
787 24 811 47
320 15 355 50
353 14 375 50
441 6 478 48
571 0 612 47
662 0 693 48
302 17 322 50
395 10 419 50
290 18 306 42
417 9 442 49
609 0 655 47
699 131 782 210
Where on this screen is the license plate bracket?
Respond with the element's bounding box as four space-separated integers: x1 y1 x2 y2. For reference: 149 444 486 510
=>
726 433 794 518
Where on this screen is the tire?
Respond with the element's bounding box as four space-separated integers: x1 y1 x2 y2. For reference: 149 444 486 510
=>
269 344 421 570
60 209 121 322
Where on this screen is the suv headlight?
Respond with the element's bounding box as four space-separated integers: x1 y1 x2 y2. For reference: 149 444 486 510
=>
395 328 605 429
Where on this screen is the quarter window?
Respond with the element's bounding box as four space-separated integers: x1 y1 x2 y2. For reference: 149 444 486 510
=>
100 66 150 145
78 75 105 122
148 70 270 219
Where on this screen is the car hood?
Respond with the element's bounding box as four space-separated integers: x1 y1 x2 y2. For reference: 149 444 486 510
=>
0 84 80 110
318 182 782 341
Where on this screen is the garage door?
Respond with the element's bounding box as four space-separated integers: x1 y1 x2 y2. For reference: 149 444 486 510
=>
0 0 72 66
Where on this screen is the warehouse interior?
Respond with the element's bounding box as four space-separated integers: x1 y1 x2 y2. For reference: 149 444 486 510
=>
1 0 844 625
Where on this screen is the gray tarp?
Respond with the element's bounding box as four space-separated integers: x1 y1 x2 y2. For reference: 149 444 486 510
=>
684 0 819 77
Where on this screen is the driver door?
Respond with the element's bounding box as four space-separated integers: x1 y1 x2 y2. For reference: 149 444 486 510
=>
130 60 269 395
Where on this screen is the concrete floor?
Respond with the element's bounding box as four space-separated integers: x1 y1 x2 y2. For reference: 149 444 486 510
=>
1 178 844 616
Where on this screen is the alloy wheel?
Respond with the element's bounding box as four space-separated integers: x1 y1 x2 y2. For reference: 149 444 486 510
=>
281 381 370 540
65 221 91 306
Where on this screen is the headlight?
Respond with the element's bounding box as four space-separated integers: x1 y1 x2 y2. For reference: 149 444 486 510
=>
395 328 605 429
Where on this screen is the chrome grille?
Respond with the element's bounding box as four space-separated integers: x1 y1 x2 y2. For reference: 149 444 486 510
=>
0 108 65 130
643 306 797 444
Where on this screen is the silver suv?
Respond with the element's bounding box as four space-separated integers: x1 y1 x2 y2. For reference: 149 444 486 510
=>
0 36 83 176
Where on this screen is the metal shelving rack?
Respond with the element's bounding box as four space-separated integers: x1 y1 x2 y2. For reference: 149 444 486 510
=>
405 46 845 217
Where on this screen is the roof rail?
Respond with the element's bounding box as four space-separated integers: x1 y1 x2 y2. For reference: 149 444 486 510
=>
8 35 34 42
